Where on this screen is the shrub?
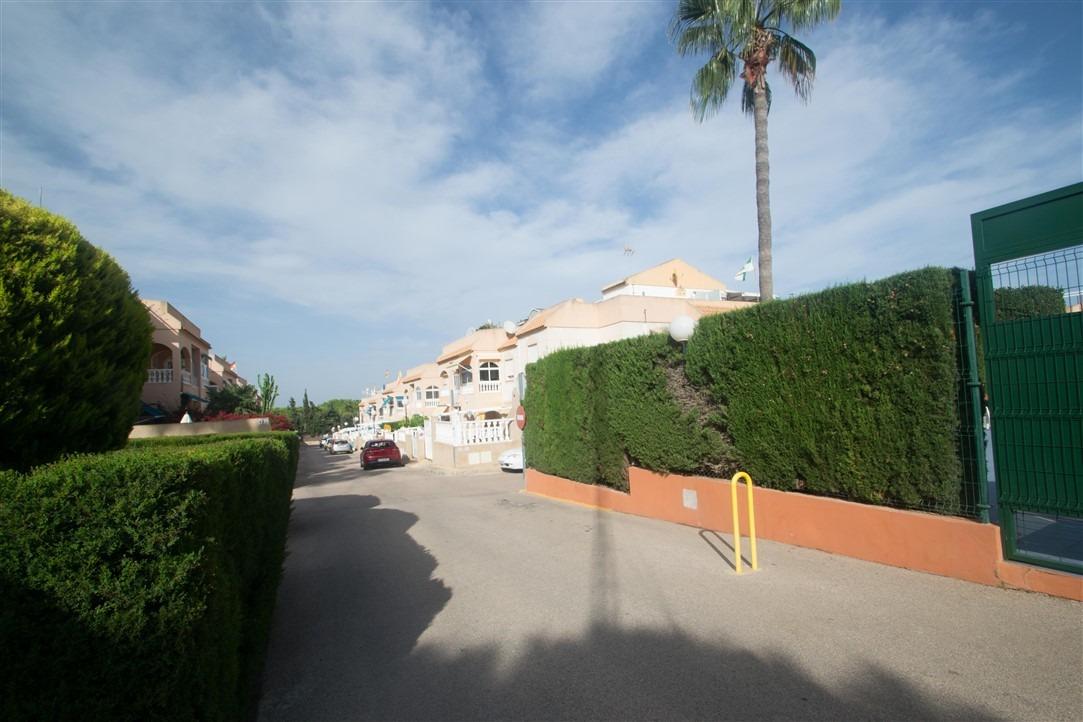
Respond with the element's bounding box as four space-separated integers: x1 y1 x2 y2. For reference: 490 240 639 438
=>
993 284 1065 321
526 268 970 514
390 414 427 431
0 190 151 471
0 432 298 720
684 267 962 510
525 335 734 491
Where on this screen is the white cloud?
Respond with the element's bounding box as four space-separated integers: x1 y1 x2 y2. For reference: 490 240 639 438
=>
495 1 664 102
2 2 1079 398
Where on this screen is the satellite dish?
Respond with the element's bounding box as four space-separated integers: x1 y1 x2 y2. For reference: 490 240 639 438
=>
503 320 517 335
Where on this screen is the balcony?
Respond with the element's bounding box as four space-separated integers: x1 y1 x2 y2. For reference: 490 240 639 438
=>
478 380 500 393
146 368 173 384
181 370 193 386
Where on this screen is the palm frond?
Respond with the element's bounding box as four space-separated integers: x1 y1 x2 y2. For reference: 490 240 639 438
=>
673 23 724 57
691 50 739 122
775 31 816 101
671 0 759 49
779 0 841 32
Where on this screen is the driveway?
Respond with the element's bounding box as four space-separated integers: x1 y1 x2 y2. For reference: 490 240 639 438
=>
258 444 1082 721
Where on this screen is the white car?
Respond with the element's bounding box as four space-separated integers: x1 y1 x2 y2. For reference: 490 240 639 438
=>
330 439 353 455
499 448 524 472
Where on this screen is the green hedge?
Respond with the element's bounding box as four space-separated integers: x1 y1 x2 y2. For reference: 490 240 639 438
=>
525 268 969 513
994 284 1065 321
685 267 962 510
0 189 152 471
524 335 733 491
0 432 298 720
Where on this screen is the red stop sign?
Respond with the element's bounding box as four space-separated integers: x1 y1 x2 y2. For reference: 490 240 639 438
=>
515 405 527 430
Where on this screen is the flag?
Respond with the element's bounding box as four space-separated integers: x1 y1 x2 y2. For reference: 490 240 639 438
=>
734 257 753 282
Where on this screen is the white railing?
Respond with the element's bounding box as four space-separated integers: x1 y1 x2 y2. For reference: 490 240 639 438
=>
478 380 500 393
433 416 513 447
457 383 475 395
462 419 512 445
425 398 439 408
181 370 193 386
146 368 173 383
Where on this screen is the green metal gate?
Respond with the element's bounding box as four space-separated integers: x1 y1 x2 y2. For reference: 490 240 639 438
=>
971 182 1083 574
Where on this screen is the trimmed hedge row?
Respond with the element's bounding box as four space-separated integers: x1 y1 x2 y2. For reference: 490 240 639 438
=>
685 268 962 510
0 432 298 721
525 268 970 512
524 333 733 491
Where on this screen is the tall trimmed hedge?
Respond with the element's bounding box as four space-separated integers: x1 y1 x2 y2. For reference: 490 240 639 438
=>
685 268 962 510
0 432 298 720
0 189 152 471
994 284 1065 321
525 334 732 491
525 268 970 513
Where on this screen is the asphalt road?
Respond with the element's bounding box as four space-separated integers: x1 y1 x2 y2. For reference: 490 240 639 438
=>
258 444 1083 721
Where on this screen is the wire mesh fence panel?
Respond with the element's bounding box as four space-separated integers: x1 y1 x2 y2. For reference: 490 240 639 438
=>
972 183 1083 575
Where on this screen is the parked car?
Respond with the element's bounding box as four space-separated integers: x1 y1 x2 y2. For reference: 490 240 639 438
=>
361 439 403 470
330 439 352 455
499 448 524 472
320 435 331 449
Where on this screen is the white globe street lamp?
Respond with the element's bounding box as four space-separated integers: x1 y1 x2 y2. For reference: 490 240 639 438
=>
669 315 696 344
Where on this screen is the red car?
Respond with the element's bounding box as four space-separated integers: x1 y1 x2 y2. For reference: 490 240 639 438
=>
361 439 403 470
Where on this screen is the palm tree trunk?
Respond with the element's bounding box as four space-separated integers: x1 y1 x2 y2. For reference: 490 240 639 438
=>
752 84 772 301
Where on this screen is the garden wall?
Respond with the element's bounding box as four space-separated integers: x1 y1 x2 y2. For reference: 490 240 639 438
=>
525 467 1083 601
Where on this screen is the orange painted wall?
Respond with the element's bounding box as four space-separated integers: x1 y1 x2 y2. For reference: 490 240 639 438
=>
525 467 1083 602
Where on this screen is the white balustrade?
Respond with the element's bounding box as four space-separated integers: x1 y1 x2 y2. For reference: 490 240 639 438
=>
461 419 511 445
478 381 500 393
146 368 173 383
181 370 193 386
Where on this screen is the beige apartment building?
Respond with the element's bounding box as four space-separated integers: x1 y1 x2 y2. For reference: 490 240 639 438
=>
141 299 245 417
362 258 757 467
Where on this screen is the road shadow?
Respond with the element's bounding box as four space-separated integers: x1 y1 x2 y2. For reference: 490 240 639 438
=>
258 494 452 720
259 497 996 722
262 614 995 721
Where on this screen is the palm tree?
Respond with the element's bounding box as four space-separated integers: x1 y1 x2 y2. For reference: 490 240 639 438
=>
670 0 840 301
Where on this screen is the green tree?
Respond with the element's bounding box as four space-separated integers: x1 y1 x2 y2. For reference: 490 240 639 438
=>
286 397 299 430
671 0 841 301
206 383 260 415
257 373 279 415
0 189 152 470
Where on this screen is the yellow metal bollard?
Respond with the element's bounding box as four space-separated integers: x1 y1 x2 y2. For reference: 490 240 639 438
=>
730 471 759 574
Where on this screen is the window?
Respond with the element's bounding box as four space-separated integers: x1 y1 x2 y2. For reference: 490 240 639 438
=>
415 386 422 402
479 361 500 392
424 385 439 407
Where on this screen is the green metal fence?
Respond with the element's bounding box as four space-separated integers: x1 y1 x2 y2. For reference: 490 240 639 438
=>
951 268 990 523
971 183 1083 575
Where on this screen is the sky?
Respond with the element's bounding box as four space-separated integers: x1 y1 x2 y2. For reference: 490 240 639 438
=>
2 1 1080 404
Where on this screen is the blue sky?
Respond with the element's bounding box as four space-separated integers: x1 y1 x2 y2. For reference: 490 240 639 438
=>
2 1 1080 403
